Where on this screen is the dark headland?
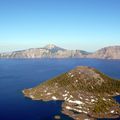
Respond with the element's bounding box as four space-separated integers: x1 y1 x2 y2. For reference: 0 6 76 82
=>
23 66 120 120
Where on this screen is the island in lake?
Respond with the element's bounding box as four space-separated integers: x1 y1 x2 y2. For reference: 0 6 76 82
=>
23 66 120 120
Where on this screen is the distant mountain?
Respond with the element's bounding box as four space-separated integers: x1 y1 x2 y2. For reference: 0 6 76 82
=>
87 46 120 59
43 44 65 52
0 44 89 58
23 66 120 119
0 44 120 59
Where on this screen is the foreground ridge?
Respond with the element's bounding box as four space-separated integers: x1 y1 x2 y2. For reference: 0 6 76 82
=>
23 66 120 120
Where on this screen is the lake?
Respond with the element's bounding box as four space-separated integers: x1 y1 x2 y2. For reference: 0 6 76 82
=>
0 59 120 120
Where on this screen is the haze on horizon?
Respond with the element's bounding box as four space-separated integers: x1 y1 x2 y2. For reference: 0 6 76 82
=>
0 0 120 52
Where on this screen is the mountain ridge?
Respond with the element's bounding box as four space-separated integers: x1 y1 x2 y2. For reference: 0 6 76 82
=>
0 44 120 59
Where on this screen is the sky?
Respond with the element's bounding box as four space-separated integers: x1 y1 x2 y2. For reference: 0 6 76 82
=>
0 0 120 52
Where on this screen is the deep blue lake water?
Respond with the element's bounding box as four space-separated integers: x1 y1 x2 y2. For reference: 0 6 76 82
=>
0 59 120 120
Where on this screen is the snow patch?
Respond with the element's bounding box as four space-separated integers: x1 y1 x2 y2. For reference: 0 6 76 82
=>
47 93 51 95
52 96 57 100
70 95 73 98
83 111 88 114
71 75 74 77
66 106 71 110
63 94 68 97
44 90 47 93
85 99 89 101
91 99 95 102
30 95 35 99
110 110 114 113
80 97 83 99
64 97 67 100
77 106 82 109
103 98 106 101
76 80 78 82
66 106 82 113
68 100 83 105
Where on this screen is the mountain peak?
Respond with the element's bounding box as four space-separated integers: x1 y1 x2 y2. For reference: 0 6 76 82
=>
1 45 120 59
43 44 65 51
44 44 57 49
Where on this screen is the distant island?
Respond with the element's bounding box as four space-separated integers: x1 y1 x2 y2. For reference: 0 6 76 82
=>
23 66 120 120
1 44 120 59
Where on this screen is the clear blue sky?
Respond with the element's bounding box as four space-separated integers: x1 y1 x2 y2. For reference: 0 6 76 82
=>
0 0 120 52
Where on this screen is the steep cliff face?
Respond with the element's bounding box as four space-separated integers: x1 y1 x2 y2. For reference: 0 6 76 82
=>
0 44 120 59
87 46 120 59
23 66 120 120
0 44 88 58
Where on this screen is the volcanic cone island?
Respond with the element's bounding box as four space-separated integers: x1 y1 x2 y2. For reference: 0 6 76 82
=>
23 66 120 120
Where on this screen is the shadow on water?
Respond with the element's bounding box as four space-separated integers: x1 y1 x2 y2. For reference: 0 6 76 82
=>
114 95 120 104
24 97 74 120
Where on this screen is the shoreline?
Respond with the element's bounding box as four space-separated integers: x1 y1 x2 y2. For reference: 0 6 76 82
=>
23 89 120 120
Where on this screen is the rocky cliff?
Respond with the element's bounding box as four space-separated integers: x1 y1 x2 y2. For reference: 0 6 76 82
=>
0 44 120 59
0 44 88 58
87 46 120 59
